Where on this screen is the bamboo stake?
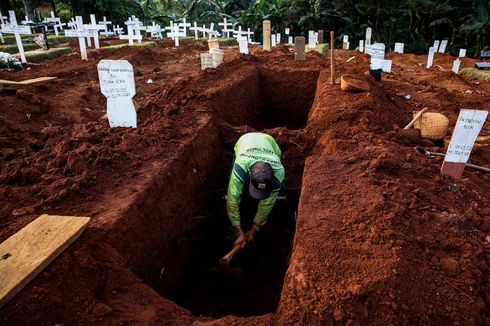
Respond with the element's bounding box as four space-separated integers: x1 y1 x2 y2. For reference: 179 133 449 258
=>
330 31 335 84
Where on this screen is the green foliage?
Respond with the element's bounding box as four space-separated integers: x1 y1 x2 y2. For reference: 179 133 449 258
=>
0 43 39 54
12 0 489 57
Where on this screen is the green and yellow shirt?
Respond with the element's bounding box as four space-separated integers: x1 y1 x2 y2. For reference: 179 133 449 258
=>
226 132 285 231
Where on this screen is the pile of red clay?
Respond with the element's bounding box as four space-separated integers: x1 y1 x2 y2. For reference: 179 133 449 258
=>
0 40 489 325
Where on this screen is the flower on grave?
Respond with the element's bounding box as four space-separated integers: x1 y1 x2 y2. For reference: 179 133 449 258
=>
0 52 22 69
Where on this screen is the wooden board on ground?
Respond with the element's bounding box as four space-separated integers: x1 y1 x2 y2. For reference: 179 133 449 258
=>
0 214 90 308
0 77 57 90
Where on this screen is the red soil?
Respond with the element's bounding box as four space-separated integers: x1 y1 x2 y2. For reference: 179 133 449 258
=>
0 40 489 325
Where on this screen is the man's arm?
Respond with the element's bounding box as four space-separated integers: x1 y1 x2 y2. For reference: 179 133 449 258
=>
252 190 279 231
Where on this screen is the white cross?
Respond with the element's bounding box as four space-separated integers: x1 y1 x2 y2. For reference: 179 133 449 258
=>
130 16 145 43
0 11 6 43
44 11 65 36
167 22 185 46
233 26 248 40
120 18 142 46
2 11 31 62
67 18 77 29
83 14 105 48
204 23 220 39
113 25 123 35
178 18 191 37
189 22 200 40
146 21 163 39
21 15 34 25
200 24 207 38
64 16 91 60
99 16 113 36
218 18 233 38
246 28 254 43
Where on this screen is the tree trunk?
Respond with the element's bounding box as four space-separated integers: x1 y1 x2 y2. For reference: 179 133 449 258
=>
22 0 36 20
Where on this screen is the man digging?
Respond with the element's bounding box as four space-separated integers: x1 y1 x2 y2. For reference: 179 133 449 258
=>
226 132 285 249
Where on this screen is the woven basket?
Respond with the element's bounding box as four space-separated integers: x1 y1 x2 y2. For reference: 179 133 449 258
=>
340 74 370 92
413 112 449 140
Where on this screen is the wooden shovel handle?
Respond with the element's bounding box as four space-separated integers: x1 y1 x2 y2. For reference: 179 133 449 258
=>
403 107 429 130
223 245 242 261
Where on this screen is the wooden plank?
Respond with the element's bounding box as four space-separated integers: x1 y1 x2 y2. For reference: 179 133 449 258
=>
0 214 90 308
0 77 57 90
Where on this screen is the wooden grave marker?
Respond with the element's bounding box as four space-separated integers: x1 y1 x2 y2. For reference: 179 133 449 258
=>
0 77 57 90
2 11 31 63
271 33 276 47
432 40 440 52
83 14 105 49
359 40 364 52
294 36 305 61
441 110 488 179
218 18 233 38
276 33 281 44
120 18 142 46
178 18 191 37
246 28 254 43
263 20 271 51
189 22 200 40
65 16 91 60
318 30 323 44
0 214 90 308
0 10 7 43
99 16 114 36
459 49 466 58
98 60 137 128
44 11 65 36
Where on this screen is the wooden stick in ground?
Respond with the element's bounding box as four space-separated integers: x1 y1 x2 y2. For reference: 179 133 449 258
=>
330 31 335 84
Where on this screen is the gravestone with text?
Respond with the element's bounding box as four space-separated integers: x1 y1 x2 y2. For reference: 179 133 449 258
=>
459 49 466 58
98 60 137 128
308 30 316 49
238 37 248 54
426 46 435 69
441 110 488 179
359 40 364 52
342 35 349 49
438 40 448 53
452 58 461 74
365 27 372 45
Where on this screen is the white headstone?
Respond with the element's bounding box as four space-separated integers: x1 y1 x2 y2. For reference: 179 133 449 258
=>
433 40 440 52
438 40 448 53
394 42 404 54
382 59 392 73
200 52 213 70
343 35 348 43
288 36 293 44
426 46 435 68
271 34 276 47
366 43 385 70
65 16 91 60
359 40 364 52
451 58 461 74
276 33 281 44
238 37 249 54
445 110 488 163
2 11 31 63
97 60 137 128
285 28 290 35
459 49 466 58
308 30 316 49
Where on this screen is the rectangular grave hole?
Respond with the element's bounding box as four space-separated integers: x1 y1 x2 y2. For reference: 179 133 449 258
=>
255 67 319 130
143 133 305 318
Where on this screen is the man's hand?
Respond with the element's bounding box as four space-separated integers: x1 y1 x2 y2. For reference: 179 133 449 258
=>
245 229 255 242
234 226 246 249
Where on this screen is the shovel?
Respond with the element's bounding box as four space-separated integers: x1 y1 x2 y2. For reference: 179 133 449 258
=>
399 107 429 143
211 244 243 281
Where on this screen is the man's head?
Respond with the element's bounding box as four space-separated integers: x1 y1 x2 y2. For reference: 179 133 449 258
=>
249 161 274 200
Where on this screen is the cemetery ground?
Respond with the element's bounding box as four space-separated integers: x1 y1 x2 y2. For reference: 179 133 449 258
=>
0 40 489 325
